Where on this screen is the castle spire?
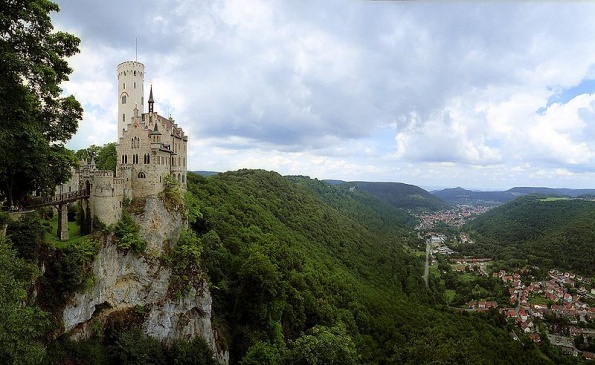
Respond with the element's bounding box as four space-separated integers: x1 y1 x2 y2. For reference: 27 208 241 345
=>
148 85 154 113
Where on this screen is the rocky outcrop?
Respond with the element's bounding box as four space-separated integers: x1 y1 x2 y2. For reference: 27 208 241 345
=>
62 196 228 364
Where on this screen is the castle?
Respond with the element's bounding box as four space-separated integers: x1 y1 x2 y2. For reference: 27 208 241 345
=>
56 61 188 230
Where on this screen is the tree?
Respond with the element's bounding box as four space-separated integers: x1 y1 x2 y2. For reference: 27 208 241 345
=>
76 143 117 172
0 0 82 206
285 325 359 365
0 239 50 365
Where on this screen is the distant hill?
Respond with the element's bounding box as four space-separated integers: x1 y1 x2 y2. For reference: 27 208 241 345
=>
432 187 516 206
461 195 595 275
192 170 220 177
322 179 346 185
340 181 448 211
433 186 595 206
508 186 595 197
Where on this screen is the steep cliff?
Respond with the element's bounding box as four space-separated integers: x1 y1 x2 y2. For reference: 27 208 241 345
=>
61 196 228 364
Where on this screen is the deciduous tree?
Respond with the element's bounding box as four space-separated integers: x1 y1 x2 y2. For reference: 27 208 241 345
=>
0 0 82 206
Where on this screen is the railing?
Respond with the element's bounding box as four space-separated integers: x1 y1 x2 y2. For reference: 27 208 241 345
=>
26 189 90 208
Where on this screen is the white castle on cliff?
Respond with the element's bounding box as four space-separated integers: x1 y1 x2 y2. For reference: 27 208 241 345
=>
56 61 188 227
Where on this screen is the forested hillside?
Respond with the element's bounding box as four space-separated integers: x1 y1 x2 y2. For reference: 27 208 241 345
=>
462 195 595 275
186 170 547 364
339 181 448 211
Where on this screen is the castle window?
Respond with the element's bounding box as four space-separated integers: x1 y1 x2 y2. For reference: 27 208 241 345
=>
134 82 136 89
122 113 125 123
138 172 146 178
122 95 126 104
131 138 134 148
123 82 126 89
182 174 185 183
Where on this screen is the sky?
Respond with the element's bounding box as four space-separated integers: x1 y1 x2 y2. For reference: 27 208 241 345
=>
50 0 595 191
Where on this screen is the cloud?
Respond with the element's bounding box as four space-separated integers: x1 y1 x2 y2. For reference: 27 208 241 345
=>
52 0 595 189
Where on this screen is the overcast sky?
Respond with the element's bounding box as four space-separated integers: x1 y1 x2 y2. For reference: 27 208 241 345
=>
51 0 595 190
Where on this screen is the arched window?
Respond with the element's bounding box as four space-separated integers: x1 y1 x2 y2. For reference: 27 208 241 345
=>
121 95 126 104
182 174 185 183
138 172 146 178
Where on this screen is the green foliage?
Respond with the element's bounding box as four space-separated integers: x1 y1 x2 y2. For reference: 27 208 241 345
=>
109 329 166 365
38 238 99 309
76 142 117 171
0 239 50 365
0 211 9 227
77 203 92 235
160 175 185 214
114 211 146 253
241 341 283 365
168 228 205 297
169 337 218 365
6 212 45 261
462 195 595 275
0 0 82 206
185 170 547 364
285 325 358 365
340 180 448 212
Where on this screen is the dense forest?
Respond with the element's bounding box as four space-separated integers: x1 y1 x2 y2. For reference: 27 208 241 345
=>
184 170 548 364
0 170 557 364
461 195 595 276
340 181 448 212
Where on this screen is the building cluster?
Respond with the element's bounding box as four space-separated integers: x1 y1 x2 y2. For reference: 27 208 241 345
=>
415 205 491 230
494 268 595 359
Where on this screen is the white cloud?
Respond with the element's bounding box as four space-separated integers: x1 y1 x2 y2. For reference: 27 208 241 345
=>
52 0 595 189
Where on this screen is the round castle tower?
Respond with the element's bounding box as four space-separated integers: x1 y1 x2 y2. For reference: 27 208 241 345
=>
117 61 145 141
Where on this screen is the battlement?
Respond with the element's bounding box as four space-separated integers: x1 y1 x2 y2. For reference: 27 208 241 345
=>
94 170 115 178
117 61 145 78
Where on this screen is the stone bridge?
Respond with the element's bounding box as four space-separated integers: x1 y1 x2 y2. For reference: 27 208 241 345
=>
26 189 90 241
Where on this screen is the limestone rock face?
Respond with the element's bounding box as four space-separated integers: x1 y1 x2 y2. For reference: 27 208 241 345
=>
61 196 228 364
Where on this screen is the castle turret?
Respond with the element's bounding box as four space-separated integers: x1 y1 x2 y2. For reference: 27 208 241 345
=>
117 61 145 140
150 123 162 149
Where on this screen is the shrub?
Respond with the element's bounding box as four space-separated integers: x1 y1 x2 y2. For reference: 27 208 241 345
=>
169 337 218 365
113 212 146 254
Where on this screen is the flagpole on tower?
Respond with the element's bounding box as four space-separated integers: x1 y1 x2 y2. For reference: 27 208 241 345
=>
135 38 138 62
